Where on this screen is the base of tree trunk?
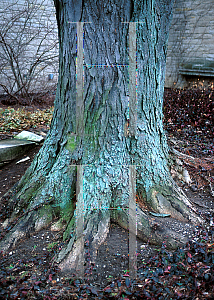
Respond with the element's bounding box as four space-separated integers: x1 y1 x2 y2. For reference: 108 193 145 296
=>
0 180 203 274
0 140 205 273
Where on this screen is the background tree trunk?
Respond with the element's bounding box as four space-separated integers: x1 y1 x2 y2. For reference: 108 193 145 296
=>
0 0 203 272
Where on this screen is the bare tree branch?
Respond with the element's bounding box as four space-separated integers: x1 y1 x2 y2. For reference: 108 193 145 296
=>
0 0 58 99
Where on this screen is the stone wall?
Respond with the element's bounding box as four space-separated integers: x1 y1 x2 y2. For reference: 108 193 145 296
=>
165 0 214 88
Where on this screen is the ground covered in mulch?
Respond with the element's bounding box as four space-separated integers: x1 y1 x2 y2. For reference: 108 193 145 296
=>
0 88 214 299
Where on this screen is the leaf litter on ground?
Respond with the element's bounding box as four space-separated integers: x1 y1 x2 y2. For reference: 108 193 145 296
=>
0 221 213 299
0 107 54 135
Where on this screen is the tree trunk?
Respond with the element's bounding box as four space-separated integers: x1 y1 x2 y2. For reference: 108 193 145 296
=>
0 0 203 274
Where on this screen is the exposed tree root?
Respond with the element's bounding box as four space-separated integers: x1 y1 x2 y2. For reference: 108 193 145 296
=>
0 207 53 253
56 201 199 274
112 204 197 249
0 150 76 254
0 153 207 274
57 210 111 275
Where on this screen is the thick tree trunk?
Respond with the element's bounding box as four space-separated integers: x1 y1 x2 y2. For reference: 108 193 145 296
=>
0 0 204 273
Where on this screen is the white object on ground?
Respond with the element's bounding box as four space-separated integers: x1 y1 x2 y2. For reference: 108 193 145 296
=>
16 157 30 164
14 131 44 142
183 169 192 184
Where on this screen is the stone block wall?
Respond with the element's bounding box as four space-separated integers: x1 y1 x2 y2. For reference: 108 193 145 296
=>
165 0 214 88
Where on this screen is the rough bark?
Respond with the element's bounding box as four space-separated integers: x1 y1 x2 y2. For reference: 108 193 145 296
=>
0 0 205 273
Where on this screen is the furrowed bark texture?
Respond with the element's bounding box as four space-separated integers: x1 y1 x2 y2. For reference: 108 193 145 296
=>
0 0 203 265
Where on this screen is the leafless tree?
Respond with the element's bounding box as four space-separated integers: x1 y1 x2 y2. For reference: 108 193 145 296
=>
0 0 58 102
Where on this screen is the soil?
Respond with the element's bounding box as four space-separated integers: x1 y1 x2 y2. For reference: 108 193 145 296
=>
0 89 214 299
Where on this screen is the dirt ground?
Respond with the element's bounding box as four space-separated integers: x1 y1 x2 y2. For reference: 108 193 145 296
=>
0 89 214 299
